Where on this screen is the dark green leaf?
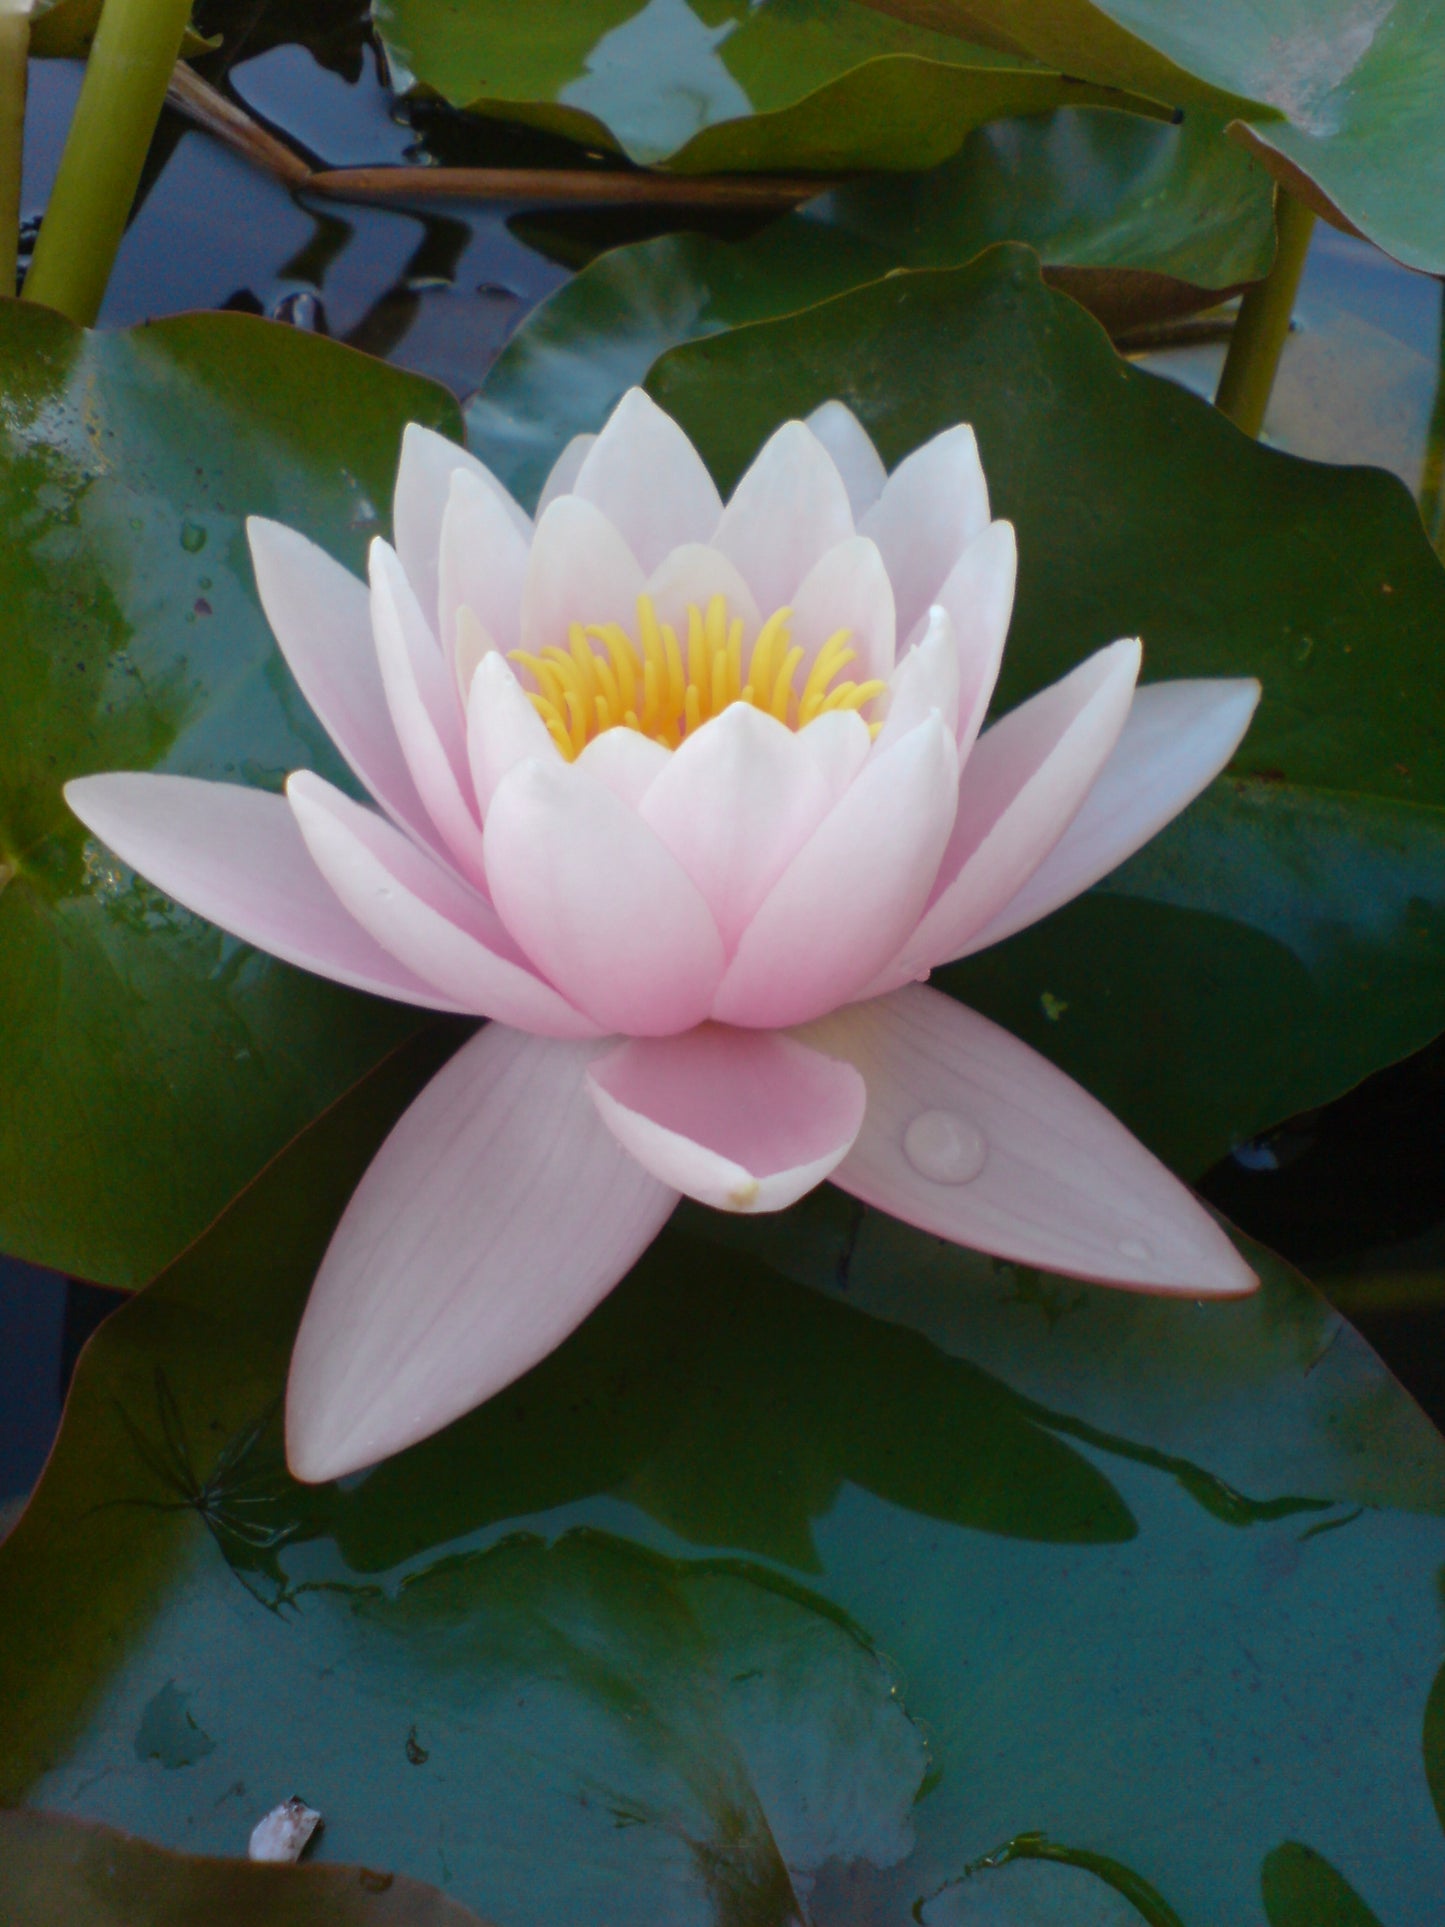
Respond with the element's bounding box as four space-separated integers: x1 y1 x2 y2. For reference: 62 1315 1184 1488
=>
1260 1840 1387 1926
371 0 1165 173
468 106 1274 506
857 0 1445 274
2 1025 1444 1922
0 300 463 1287
646 247 1445 1175
0 1809 491 1927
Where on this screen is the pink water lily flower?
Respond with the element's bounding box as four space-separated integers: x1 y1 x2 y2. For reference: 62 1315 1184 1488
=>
67 390 1260 1483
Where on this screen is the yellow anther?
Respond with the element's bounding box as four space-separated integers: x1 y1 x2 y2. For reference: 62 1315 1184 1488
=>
504 592 883 761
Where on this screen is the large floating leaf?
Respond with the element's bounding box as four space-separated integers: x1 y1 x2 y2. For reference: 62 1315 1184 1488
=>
468 105 1275 505
0 1810 490 1927
1 1027 1444 1921
0 301 462 1288
372 0 1165 173
858 0 1445 274
647 247 1445 1176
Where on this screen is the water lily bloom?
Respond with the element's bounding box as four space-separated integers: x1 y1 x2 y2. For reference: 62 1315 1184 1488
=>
67 391 1260 1483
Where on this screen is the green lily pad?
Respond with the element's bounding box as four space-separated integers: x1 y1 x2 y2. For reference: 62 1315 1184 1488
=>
468 105 1275 506
2 1023 1445 1922
1261 1840 1387 1926
646 247 1445 1176
858 0 1445 274
371 0 1166 173
0 1809 491 1927
0 300 462 1289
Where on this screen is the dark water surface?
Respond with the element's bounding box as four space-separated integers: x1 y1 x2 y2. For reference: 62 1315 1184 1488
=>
4 3 1443 1506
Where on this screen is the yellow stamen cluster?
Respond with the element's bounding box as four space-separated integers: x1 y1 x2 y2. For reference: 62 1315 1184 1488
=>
508 593 887 761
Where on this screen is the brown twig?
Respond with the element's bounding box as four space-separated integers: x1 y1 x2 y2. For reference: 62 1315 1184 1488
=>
165 61 829 209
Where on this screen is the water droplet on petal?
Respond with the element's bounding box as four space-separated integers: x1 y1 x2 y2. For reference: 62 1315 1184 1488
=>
903 1110 987 1185
1118 1235 1152 1261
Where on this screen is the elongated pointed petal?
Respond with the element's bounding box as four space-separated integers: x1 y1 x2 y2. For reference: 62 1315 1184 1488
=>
959 678 1262 956
587 1026 865 1214
808 986 1257 1296
860 424 990 642
933 519 1016 756
64 773 468 1011
805 400 887 518
573 388 723 570
904 638 1141 974
438 467 530 655
643 543 761 640
639 703 832 952
875 607 958 752
713 715 958 1029
466 649 561 815
789 535 896 683
287 771 599 1036
713 420 854 614
370 540 490 888
520 494 645 656
485 758 726 1035
536 431 595 516
287 1027 678 1481
393 423 529 631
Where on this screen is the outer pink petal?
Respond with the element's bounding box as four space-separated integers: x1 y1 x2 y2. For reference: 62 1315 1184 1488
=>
466 650 562 814
874 607 958 752
64 774 468 1011
484 757 726 1035
587 1026 865 1213
575 726 671 807
804 400 887 518
393 422 529 632
901 637 1141 975
572 388 723 571
932 519 1017 757
799 710 872 804
536 431 595 516
957 678 1262 956
370 540 490 889
808 986 1257 1296
438 468 530 656
638 703 833 952
520 494 645 656
789 535 896 682
859 424 990 643
712 714 958 1029
286 1026 678 1481
247 518 441 856
287 770 599 1036
712 420 854 615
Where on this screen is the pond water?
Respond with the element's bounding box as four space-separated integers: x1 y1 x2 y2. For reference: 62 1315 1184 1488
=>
3 3 1443 1512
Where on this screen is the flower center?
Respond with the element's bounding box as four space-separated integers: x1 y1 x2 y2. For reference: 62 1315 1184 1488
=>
506 593 887 761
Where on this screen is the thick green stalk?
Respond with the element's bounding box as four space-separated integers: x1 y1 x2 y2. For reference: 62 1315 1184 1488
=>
1214 189 1316 438
22 0 193 325
0 2 29 298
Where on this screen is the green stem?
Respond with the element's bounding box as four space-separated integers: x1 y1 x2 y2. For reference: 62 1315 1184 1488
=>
0 2 29 299
1419 282 1445 559
1214 188 1316 438
21 0 193 325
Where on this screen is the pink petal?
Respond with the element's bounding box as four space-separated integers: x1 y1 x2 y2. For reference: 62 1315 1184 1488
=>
575 726 671 807
932 519 1017 756
64 773 468 1011
638 703 833 952
808 985 1257 1295
438 468 530 656
712 714 959 1029
484 757 726 1035
874 607 958 752
712 420 855 615
520 494 645 656
860 425 990 644
958 678 1262 956
789 535 896 682
246 518 441 856
643 543 761 638
799 710 873 804
587 1025 865 1213
370 540 490 889
393 422 529 633
286 1026 677 1481
903 637 1141 975
466 650 561 814
572 388 723 571
287 770 599 1036
805 401 887 518
536 431 595 516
